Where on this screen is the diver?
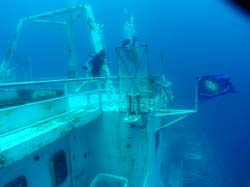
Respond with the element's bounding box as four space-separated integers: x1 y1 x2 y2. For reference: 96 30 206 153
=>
122 15 139 65
83 50 108 77
122 35 138 48
121 35 138 66
81 49 114 105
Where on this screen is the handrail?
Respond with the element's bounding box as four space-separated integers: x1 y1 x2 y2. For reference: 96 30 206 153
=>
0 76 158 88
0 76 160 113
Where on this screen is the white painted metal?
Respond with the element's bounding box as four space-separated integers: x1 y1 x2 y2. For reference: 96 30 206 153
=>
0 108 101 167
0 97 67 135
0 4 199 187
0 72 197 187
0 136 73 187
90 173 128 187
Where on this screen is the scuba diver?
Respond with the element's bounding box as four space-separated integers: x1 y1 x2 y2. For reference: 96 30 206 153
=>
122 15 139 65
83 50 108 77
122 35 138 66
81 50 114 103
122 15 138 49
122 36 138 48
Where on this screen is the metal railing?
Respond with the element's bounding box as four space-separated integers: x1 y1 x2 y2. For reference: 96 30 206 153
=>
0 76 159 111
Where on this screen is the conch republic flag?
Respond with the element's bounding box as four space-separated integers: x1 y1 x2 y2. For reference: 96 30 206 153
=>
197 75 236 102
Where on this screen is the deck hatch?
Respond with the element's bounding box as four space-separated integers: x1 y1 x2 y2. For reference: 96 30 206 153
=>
4 176 27 187
50 150 68 187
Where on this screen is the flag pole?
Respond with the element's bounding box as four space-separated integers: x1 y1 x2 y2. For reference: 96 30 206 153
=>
195 80 199 112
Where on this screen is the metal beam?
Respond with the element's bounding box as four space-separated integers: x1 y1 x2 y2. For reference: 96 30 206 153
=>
0 76 156 88
24 5 84 22
31 20 68 26
154 109 196 117
0 19 25 81
155 114 189 132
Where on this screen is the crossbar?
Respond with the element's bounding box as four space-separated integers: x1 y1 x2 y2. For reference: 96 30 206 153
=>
0 76 157 88
24 5 84 21
156 114 189 132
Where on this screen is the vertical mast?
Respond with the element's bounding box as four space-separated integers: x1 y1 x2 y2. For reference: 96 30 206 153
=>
84 4 105 53
0 19 24 81
67 21 78 79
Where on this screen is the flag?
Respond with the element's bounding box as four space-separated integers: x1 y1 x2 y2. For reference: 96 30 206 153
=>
197 74 236 101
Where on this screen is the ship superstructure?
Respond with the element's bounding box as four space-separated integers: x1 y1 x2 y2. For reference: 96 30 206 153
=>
0 4 199 187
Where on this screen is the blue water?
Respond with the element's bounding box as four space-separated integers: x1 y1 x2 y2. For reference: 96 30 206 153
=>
1 0 250 186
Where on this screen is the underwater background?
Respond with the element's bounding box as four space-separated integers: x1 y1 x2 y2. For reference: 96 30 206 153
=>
0 0 250 186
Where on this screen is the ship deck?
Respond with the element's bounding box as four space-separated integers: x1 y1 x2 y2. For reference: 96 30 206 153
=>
0 107 101 168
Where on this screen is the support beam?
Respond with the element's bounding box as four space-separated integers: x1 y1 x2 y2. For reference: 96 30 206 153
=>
31 20 67 26
155 114 189 132
154 109 196 117
0 19 25 81
67 22 78 78
25 5 84 22
84 4 105 53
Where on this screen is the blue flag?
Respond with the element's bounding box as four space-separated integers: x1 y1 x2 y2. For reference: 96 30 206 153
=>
197 75 236 101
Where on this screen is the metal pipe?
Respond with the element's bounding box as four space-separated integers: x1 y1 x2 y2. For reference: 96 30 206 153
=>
31 20 67 26
155 114 189 132
25 5 84 21
127 95 132 115
154 110 196 117
67 23 78 78
84 3 105 53
136 94 141 115
0 76 157 88
194 82 199 112
0 19 25 81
